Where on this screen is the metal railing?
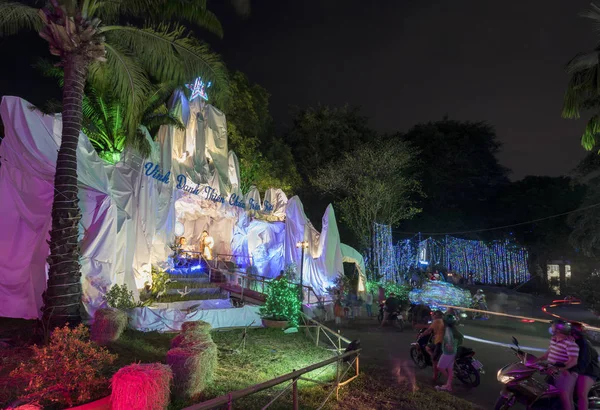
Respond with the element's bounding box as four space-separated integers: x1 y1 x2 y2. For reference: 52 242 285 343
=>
182 347 360 410
300 313 350 353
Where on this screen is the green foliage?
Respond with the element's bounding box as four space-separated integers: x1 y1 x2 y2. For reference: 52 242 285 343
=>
150 266 173 299
568 274 600 313
104 284 139 310
10 324 117 407
37 60 185 162
259 278 302 326
0 0 229 149
380 282 411 305
312 138 422 248
224 71 301 195
400 119 509 234
562 4 600 150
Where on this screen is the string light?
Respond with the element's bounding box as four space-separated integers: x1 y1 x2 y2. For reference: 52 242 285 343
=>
369 224 529 285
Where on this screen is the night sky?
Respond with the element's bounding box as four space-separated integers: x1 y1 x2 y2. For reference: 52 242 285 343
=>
0 0 595 180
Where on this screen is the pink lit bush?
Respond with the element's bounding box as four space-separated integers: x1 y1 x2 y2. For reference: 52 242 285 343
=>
110 363 172 410
90 308 128 345
10 324 117 407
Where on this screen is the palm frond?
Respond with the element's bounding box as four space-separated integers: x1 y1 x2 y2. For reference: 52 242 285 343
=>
100 24 230 106
583 115 600 151
95 0 223 37
88 41 152 140
581 3 600 33
34 59 65 86
0 2 42 36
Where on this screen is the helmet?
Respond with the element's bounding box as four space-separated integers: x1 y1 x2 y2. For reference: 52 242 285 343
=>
571 321 585 335
477 289 484 294
552 320 572 335
444 314 457 326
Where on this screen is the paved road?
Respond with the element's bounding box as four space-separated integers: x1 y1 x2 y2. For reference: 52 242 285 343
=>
335 318 550 410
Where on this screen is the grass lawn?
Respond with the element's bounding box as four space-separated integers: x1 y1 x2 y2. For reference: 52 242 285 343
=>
1 318 481 410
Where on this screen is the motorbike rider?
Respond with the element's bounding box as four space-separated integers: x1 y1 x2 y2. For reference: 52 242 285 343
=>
472 289 488 318
571 322 600 410
421 310 445 381
379 292 400 328
536 320 580 410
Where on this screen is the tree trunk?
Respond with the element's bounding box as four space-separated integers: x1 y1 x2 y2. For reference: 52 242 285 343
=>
42 53 88 329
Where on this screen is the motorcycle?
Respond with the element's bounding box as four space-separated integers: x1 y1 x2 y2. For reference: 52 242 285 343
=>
409 328 483 387
470 300 489 320
377 302 404 331
495 336 600 409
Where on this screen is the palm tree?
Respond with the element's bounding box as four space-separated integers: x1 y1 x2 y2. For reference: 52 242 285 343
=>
0 0 229 328
563 3 600 150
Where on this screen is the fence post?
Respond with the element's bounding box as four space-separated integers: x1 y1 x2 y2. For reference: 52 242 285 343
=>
316 326 320 347
335 357 340 401
337 330 341 352
292 375 299 410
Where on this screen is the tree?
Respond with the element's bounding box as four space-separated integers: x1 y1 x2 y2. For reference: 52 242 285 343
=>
0 0 228 327
562 3 600 150
223 71 301 194
399 119 509 234
488 176 586 281
286 105 376 181
312 138 422 250
38 61 184 162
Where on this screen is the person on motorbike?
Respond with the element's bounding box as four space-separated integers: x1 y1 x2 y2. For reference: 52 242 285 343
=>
379 292 400 328
435 314 464 392
472 289 488 319
422 310 444 381
571 322 600 410
536 320 579 410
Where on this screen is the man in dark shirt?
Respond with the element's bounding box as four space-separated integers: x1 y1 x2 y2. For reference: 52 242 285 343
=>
380 292 400 327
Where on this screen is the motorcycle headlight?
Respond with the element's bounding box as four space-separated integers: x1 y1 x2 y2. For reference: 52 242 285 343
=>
496 370 514 384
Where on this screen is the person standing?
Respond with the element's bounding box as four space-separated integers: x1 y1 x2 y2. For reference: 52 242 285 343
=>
422 310 445 381
365 292 374 317
435 314 463 392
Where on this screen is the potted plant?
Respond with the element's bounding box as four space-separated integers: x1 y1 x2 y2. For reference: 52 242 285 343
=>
259 277 301 328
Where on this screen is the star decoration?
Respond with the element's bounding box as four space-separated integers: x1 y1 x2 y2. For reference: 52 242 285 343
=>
185 77 212 101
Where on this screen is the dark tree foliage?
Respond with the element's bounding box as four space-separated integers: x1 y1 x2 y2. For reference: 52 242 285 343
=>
488 176 586 273
398 119 509 234
284 105 377 240
223 72 301 194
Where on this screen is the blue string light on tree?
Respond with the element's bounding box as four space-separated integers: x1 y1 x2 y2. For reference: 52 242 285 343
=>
368 225 529 285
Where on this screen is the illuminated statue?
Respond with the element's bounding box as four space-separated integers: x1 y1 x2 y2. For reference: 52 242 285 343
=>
179 237 194 258
200 230 214 260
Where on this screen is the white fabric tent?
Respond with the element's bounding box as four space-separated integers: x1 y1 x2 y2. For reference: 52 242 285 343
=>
0 95 362 319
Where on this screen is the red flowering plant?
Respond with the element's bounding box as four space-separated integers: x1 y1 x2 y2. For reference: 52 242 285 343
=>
10 324 117 407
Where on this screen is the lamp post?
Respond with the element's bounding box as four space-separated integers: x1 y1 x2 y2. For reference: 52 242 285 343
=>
296 240 309 301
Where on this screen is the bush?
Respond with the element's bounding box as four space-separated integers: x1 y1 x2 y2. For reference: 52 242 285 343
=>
91 308 129 345
167 342 218 398
259 277 302 327
150 266 173 299
104 284 139 310
111 363 172 410
10 324 117 407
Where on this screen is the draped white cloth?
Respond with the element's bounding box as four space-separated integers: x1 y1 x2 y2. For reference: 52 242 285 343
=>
0 96 361 321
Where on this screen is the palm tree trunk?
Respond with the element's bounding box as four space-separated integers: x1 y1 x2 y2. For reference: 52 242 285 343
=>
42 53 88 329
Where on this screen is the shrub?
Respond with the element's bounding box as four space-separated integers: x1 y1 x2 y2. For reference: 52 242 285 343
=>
104 284 139 310
111 363 172 410
91 308 129 345
167 342 218 398
150 266 173 299
10 324 117 407
259 277 302 327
